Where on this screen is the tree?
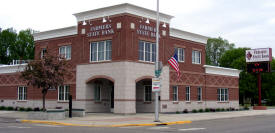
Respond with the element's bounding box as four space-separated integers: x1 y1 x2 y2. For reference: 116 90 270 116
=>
9 29 35 60
0 28 17 64
206 37 235 66
21 53 70 111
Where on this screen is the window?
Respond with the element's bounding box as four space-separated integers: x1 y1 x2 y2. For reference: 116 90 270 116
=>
90 40 112 62
59 45 71 60
94 84 101 101
139 41 156 62
144 85 152 102
58 85 70 101
18 86 27 100
217 88 228 101
41 48 47 59
172 86 178 101
197 87 202 101
186 86 190 101
175 48 184 62
192 50 201 64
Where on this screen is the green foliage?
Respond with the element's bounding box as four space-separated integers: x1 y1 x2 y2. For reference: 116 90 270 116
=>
221 108 225 111
204 108 210 112
199 109 204 112
183 109 188 113
192 109 198 113
19 107 25 111
215 108 221 112
7 106 14 111
26 107 33 111
0 28 17 64
0 106 6 110
206 37 235 66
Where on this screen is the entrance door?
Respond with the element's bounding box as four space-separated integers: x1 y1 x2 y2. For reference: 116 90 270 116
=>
110 86 114 112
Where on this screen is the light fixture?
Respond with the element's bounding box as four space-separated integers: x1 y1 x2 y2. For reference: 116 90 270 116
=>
146 18 150 24
102 17 107 23
162 23 166 28
82 18 87 25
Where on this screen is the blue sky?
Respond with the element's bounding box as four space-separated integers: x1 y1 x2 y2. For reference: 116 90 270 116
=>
0 0 274 55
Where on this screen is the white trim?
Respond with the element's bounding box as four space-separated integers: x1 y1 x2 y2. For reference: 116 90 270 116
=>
58 85 70 101
73 3 173 24
170 28 209 44
90 40 112 62
172 86 178 102
0 64 27 74
192 50 201 64
186 86 190 102
33 26 77 41
18 86 27 101
204 65 241 77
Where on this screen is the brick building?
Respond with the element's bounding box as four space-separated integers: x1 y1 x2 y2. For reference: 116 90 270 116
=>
0 3 240 114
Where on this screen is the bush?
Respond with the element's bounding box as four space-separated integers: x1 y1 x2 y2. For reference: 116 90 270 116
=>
176 111 180 114
226 108 230 111
244 105 249 110
7 106 14 111
183 109 188 113
0 106 6 110
216 108 221 112
192 109 198 113
26 107 33 112
34 107 41 111
204 108 210 112
19 107 25 111
199 109 204 113
221 108 225 111
230 107 235 111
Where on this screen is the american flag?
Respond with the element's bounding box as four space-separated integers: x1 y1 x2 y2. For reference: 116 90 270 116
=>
168 53 180 79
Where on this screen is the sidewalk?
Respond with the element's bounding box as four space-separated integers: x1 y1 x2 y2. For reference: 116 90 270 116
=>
1 109 275 127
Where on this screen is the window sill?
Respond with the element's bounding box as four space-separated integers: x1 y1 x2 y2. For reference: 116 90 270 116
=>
138 60 155 64
57 101 69 103
94 101 102 104
90 60 111 63
217 101 229 103
173 101 179 104
143 101 152 104
185 101 191 104
192 62 201 65
197 101 203 103
17 100 27 102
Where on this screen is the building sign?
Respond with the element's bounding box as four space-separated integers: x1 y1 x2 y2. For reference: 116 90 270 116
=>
87 24 114 37
137 25 156 38
246 48 272 62
152 78 161 92
247 62 270 73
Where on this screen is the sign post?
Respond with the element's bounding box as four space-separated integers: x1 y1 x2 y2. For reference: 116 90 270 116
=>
246 48 272 110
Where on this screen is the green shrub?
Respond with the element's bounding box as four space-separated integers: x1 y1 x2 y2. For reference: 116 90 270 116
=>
7 106 14 111
192 109 198 113
221 108 225 111
176 111 180 114
0 106 6 110
34 107 40 111
204 108 210 112
199 109 204 113
210 108 216 112
244 105 249 110
26 107 33 112
19 107 25 111
226 108 230 111
216 108 221 112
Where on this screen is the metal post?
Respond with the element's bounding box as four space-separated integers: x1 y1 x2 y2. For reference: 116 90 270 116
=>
69 95 72 118
258 73 261 106
154 0 160 122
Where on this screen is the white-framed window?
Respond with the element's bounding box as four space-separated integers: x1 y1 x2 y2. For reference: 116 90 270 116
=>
197 87 202 101
41 48 47 59
192 50 201 64
144 85 152 102
18 86 27 101
175 47 184 62
90 40 112 62
94 84 101 101
172 86 178 101
217 88 228 101
186 86 190 101
138 41 156 62
58 85 70 101
59 45 71 60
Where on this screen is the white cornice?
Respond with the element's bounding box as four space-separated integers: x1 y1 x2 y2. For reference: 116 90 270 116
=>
0 64 27 74
204 65 241 77
170 28 209 44
33 26 77 41
73 3 174 24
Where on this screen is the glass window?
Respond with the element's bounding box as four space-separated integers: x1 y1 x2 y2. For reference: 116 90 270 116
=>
172 86 178 101
144 85 152 102
59 45 71 60
94 84 101 101
58 85 70 101
217 88 228 101
186 86 190 101
41 48 47 59
18 86 27 100
197 87 202 101
138 40 156 62
90 40 112 62
175 47 184 62
192 50 201 64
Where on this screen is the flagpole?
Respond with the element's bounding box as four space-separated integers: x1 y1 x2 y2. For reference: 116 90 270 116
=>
154 0 160 122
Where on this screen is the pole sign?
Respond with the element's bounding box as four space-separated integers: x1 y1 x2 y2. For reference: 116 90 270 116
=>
246 48 272 62
152 78 161 92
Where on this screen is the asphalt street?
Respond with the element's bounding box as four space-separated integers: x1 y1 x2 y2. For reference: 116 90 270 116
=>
1 114 275 133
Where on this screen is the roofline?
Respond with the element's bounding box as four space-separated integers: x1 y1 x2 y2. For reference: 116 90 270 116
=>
33 26 77 41
170 28 209 44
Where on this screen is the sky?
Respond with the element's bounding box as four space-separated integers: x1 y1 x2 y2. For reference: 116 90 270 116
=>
0 0 274 55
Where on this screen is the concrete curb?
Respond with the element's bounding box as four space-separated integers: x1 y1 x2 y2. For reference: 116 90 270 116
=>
20 120 192 127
